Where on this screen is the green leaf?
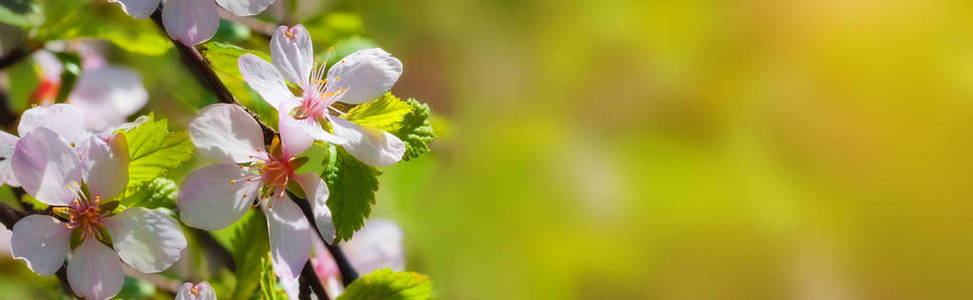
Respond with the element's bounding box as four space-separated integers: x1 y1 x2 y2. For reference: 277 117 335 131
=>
258 256 285 300
120 115 194 199
199 41 279 126
34 0 171 55
303 13 365 50
0 0 40 27
322 144 380 241
337 268 432 300
318 36 378 66
342 93 412 131
121 178 178 209
393 98 436 161
229 211 270 299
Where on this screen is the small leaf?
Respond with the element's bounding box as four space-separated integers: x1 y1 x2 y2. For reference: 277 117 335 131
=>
337 268 432 300
120 115 194 197
99 200 120 213
69 227 84 250
122 177 178 209
342 93 412 132
94 223 113 246
199 41 278 125
321 144 380 241
393 98 436 161
228 211 270 299
34 0 171 55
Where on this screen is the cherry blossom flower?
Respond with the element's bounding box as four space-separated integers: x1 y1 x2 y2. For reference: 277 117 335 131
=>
239 25 406 167
178 103 335 280
30 50 148 131
341 218 406 274
0 104 86 187
109 0 276 46
176 281 216 300
9 128 187 300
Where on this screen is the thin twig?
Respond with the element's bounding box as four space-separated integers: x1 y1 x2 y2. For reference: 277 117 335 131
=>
300 264 331 300
0 46 35 70
289 191 360 285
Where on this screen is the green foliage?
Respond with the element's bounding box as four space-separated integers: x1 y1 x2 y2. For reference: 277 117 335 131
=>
116 277 156 299
337 268 432 300
6 55 38 112
343 93 412 131
199 41 279 126
33 0 171 55
258 257 286 300
321 144 381 241
0 0 39 27
394 98 436 161
319 36 378 66
303 13 365 51
229 211 270 299
51 51 80 103
120 115 194 202
120 178 177 209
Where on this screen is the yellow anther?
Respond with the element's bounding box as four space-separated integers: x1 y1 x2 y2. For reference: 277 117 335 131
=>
329 47 334 51
242 193 248 198
336 76 340 81
230 179 237 184
285 29 295 39
246 178 252 182
342 59 346 63
64 224 70 229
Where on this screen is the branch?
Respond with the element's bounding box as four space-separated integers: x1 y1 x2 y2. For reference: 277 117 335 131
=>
0 197 75 297
300 263 331 300
0 46 35 70
151 5 361 290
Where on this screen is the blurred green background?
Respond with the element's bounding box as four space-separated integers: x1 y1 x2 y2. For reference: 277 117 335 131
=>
5 0 973 299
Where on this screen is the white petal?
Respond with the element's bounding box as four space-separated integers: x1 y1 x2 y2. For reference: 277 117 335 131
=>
176 282 217 300
239 54 295 110
178 164 260 230
279 276 300 300
17 103 85 143
279 109 313 159
327 48 402 105
68 239 124 300
10 215 69 276
162 0 219 46
109 0 161 18
294 173 334 244
77 134 129 199
217 0 274 16
104 207 187 273
0 131 19 186
341 219 406 274
265 195 311 279
68 66 148 131
33 50 63 83
12 128 83 206
189 104 266 164
329 116 405 167
270 25 314 86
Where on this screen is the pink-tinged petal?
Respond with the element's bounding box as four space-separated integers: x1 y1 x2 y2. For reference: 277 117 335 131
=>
17 103 85 143
0 131 19 186
279 276 300 300
217 0 274 16
68 239 124 300
279 109 313 159
12 128 82 206
189 104 266 163
33 51 63 83
176 282 217 300
341 219 406 274
239 54 295 110
326 48 402 105
270 25 313 86
10 215 69 276
328 116 405 167
277 100 345 145
264 195 311 279
104 207 187 273
294 173 334 244
108 0 161 18
162 0 219 46
69 66 148 131
178 164 260 230
77 134 129 199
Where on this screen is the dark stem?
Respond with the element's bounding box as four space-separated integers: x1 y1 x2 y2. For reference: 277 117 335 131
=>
0 88 19 128
300 264 331 300
151 5 360 290
0 46 35 70
288 191 360 285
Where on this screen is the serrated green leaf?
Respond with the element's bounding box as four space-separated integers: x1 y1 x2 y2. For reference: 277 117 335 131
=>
34 0 171 55
121 115 194 198
258 256 285 300
337 268 432 300
393 99 436 161
199 41 279 126
322 144 380 241
229 211 269 299
342 93 412 131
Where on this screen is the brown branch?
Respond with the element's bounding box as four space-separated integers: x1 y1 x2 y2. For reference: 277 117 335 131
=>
0 46 35 70
300 263 331 300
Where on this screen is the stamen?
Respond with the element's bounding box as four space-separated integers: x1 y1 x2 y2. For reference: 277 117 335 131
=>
230 179 237 184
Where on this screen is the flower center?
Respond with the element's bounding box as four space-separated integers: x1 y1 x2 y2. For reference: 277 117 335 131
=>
290 50 347 120
253 155 293 198
58 182 114 245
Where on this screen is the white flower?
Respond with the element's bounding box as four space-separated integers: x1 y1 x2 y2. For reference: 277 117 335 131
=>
178 103 335 280
239 25 406 167
0 103 86 187
9 128 187 300
176 281 216 300
110 0 276 46
341 218 406 274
